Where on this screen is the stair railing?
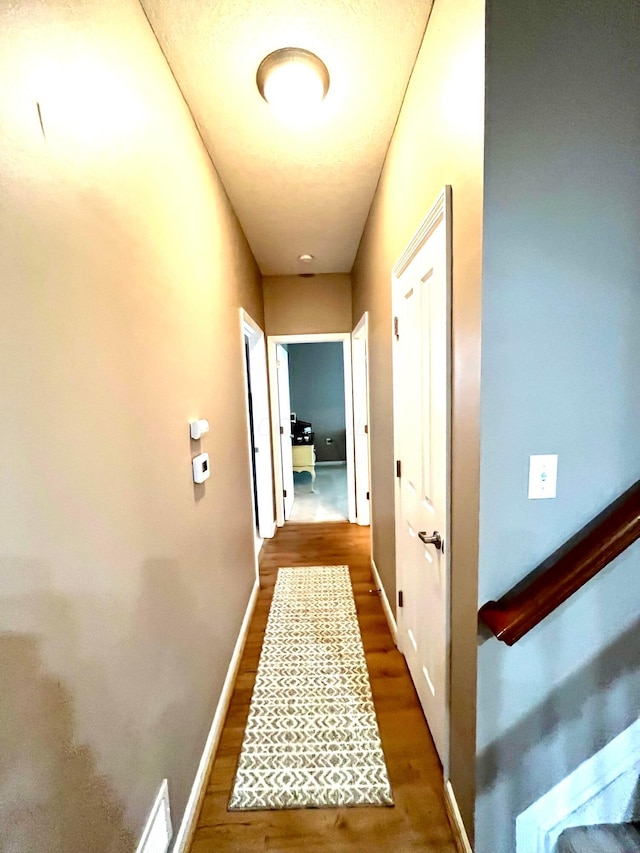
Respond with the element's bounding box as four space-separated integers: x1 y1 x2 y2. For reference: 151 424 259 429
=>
479 479 640 645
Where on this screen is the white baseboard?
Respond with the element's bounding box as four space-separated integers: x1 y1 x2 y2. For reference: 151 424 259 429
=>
516 717 640 853
445 780 474 853
260 519 277 539
254 534 263 566
371 558 397 645
136 779 172 853
172 579 260 853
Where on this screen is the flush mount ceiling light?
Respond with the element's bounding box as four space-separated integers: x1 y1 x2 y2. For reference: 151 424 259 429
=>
257 48 330 113
298 253 314 263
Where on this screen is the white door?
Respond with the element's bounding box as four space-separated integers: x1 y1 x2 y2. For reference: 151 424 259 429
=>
275 343 295 520
393 189 450 769
352 315 371 526
241 311 275 544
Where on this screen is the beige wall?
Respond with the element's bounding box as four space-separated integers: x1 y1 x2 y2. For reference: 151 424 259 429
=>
263 274 352 335
352 0 484 836
0 1 263 850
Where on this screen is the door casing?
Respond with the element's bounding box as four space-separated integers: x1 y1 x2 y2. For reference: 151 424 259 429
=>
240 309 275 567
267 333 356 527
275 343 295 521
391 186 452 775
352 312 371 527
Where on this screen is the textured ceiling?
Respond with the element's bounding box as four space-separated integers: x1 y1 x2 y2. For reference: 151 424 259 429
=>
139 0 432 275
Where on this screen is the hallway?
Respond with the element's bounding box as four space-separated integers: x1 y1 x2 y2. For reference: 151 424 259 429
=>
189 523 457 852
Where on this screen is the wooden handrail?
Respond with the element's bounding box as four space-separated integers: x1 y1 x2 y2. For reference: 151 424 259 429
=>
479 479 640 645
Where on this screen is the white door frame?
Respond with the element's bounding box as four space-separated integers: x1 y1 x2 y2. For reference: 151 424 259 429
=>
352 312 371 527
240 309 275 571
267 333 356 527
274 342 295 522
392 186 452 774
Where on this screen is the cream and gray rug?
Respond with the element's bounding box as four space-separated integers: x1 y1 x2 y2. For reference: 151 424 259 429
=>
228 565 394 811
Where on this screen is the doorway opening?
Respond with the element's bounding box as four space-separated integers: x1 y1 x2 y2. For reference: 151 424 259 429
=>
288 341 348 522
268 333 356 526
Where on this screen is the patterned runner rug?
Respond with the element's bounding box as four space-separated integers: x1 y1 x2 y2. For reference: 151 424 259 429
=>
228 565 394 810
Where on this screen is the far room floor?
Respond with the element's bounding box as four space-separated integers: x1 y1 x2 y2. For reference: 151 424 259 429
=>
289 462 348 523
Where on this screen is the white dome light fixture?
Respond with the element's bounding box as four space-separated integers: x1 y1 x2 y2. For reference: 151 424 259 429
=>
257 48 330 114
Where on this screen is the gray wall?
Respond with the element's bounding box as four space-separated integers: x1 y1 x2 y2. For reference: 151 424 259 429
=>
0 2 263 850
288 343 346 463
476 1 640 850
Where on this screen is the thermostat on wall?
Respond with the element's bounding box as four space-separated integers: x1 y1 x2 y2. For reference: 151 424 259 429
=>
192 452 210 484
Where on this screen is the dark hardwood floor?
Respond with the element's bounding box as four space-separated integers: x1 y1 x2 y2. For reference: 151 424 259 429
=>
189 522 457 852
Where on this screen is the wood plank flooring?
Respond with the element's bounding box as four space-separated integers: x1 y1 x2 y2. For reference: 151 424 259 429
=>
189 523 458 852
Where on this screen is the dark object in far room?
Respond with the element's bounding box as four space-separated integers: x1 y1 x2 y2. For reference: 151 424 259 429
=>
291 417 314 445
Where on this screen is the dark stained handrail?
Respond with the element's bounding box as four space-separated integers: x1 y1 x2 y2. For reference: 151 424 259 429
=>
479 479 640 645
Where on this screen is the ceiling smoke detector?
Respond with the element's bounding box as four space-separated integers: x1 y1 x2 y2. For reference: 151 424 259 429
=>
257 48 330 113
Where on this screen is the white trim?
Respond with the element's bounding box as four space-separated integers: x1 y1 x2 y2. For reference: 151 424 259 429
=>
392 187 451 278
352 312 371 527
341 336 356 523
262 518 277 539
267 333 357 527
240 310 275 556
269 333 349 342
516 717 640 853
392 186 453 776
371 558 397 645
173 579 260 853
445 780 474 853
135 778 172 853
268 341 291 527
254 533 264 564
351 312 369 336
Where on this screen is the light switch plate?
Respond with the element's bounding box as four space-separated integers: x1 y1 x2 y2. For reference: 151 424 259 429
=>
528 454 558 499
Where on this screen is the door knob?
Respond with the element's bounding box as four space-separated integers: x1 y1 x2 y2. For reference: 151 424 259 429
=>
418 530 443 551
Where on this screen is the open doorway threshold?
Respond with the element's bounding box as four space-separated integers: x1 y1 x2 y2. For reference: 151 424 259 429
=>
289 462 348 522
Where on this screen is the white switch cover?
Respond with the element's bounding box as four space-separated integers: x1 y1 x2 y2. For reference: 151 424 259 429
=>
528 454 558 499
